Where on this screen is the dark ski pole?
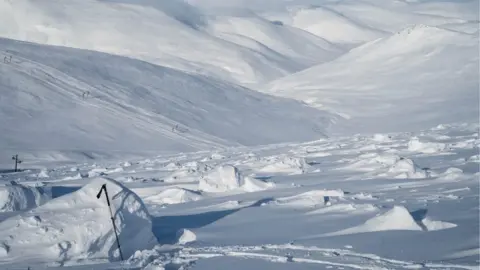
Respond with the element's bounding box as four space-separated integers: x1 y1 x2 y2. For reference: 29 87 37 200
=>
96 183 124 261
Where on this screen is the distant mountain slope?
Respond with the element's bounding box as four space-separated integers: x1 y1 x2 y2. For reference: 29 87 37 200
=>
0 0 344 84
0 38 331 152
266 25 479 134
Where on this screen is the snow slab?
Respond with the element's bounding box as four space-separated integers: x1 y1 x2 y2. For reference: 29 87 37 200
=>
0 182 50 212
199 165 274 193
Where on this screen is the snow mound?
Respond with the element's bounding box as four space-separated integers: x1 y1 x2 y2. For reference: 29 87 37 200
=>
273 190 344 208
438 167 466 181
372 133 392 142
408 137 446 154
0 183 50 212
38 169 50 178
0 178 157 263
176 229 196 245
384 158 427 179
144 188 202 205
325 206 457 236
326 206 422 236
259 155 310 175
164 162 213 183
422 218 457 231
199 165 274 193
347 153 401 171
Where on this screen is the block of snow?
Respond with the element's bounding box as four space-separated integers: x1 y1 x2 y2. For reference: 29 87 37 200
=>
259 155 309 175
0 183 50 212
199 165 274 193
176 229 196 245
372 133 392 142
0 178 157 264
37 169 49 178
387 158 426 179
144 188 202 205
273 190 344 208
408 137 446 153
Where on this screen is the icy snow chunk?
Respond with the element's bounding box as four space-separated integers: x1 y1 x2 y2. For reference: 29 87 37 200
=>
0 178 157 263
62 173 83 180
0 183 50 212
176 229 196 245
372 133 392 142
259 155 310 175
273 190 344 208
144 188 202 205
122 161 132 167
199 165 274 193
386 158 427 179
87 167 108 177
37 169 49 178
408 137 446 153
422 218 457 231
468 154 480 163
210 153 226 160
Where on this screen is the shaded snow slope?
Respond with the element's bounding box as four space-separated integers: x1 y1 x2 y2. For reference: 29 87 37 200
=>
267 25 479 134
0 178 157 265
0 38 331 152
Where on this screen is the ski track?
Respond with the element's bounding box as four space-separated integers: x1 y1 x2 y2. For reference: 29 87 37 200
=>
168 243 477 270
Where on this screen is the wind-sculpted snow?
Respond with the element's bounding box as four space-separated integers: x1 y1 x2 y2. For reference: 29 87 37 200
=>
0 178 157 265
0 122 478 269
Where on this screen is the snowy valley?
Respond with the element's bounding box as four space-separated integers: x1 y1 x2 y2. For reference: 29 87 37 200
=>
0 0 478 269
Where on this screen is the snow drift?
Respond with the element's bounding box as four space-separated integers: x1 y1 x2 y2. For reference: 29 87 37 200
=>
0 182 50 212
258 155 310 175
0 178 157 264
144 188 203 205
272 190 344 208
199 165 274 193
325 206 456 236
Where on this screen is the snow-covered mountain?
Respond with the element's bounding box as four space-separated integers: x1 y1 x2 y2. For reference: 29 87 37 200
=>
0 0 345 85
267 24 479 134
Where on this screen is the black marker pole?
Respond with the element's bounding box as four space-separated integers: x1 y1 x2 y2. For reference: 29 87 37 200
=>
96 183 124 261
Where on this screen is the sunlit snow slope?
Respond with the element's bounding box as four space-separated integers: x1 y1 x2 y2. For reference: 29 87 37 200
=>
0 38 330 152
267 24 479 134
0 0 343 84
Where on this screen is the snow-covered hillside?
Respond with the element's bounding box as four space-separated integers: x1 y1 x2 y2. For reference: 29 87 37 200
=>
0 37 331 154
267 24 479 134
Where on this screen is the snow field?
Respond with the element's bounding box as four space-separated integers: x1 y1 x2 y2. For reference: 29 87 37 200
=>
0 122 477 269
